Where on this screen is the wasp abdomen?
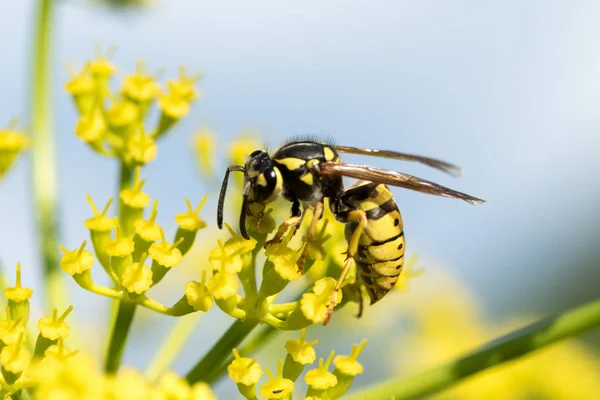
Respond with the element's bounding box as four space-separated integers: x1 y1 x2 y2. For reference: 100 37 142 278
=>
342 183 405 305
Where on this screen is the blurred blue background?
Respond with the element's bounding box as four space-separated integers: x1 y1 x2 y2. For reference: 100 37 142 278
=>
1 0 599 396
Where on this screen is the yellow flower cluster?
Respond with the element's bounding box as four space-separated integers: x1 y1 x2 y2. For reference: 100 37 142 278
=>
0 261 218 399
227 329 367 399
60 169 211 317
0 119 28 181
65 53 201 166
28 352 216 399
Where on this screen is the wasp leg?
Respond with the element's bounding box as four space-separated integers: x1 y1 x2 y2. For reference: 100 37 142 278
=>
323 209 367 325
264 199 302 248
297 201 324 273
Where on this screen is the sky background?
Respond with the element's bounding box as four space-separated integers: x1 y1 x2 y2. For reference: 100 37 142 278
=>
1 0 600 396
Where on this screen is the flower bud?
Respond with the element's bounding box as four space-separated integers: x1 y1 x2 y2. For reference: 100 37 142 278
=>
121 253 153 296
1 333 29 384
283 329 317 382
149 228 184 285
64 66 95 116
4 263 33 325
84 195 116 277
328 340 367 399
305 351 337 398
184 271 212 313
261 359 294 400
228 348 262 399
0 122 29 181
120 168 151 235
174 197 208 256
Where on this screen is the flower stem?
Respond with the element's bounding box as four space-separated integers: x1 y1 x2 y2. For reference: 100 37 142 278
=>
103 162 136 374
104 300 137 374
145 313 203 382
185 318 259 384
344 297 600 400
30 0 67 314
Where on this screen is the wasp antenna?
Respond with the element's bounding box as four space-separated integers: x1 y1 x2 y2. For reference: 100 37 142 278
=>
217 165 244 230
239 194 250 240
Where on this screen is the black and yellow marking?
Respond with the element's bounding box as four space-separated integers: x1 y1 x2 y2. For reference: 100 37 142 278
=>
351 183 405 305
218 139 482 324
326 182 405 323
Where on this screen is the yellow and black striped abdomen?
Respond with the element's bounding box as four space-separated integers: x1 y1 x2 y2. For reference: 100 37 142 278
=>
344 183 405 305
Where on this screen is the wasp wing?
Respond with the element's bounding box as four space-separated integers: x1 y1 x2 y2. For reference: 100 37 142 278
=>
332 145 463 177
317 162 485 205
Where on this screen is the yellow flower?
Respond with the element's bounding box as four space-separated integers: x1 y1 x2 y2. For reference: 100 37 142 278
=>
134 200 162 241
304 350 338 390
75 109 106 143
0 311 26 345
260 359 294 400
193 129 215 177
106 221 135 257
285 328 318 365
84 196 115 232
175 197 208 232
64 66 95 95
121 61 161 102
156 372 192 399
158 91 190 119
228 348 263 386
108 368 151 400
266 243 301 281
121 257 153 294
0 333 29 374
60 241 95 275
38 306 73 340
300 277 342 324
0 122 29 180
120 168 151 209
167 66 202 102
333 340 367 376
106 100 139 128
148 228 184 268
4 263 33 302
124 127 158 165
184 271 213 312
228 134 261 167
30 352 105 400
207 271 238 300
89 54 117 78
191 382 216 400
44 339 78 362
208 226 256 274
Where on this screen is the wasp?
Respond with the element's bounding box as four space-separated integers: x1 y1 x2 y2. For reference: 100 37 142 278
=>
217 140 484 324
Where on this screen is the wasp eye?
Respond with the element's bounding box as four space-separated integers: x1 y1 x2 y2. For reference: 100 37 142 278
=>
250 150 262 157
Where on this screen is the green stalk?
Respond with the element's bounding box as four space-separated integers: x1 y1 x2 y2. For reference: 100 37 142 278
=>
145 313 203 382
30 0 67 313
185 318 259 384
103 163 135 374
104 300 137 373
344 298 600 400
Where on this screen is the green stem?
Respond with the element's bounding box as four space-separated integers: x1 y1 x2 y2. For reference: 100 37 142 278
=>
117 163 134 220
185 318 259 384
30 0 66 313
145 313 203 382
202 324 279 384
103 162 135 373
344 297 600 400
104 300 137 374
